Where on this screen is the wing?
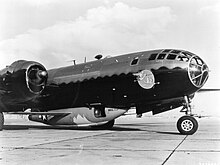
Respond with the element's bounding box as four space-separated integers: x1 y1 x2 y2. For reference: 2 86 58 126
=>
197 88 220 92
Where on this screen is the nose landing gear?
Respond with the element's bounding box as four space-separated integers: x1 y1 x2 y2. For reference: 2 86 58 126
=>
177 115 198 135
177 96 198 135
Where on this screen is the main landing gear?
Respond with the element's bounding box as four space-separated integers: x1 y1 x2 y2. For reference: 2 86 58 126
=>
177 96 198 135
0 112 4 131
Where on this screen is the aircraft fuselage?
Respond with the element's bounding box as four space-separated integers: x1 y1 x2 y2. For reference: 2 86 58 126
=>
0 49 209 133
33 49 208 115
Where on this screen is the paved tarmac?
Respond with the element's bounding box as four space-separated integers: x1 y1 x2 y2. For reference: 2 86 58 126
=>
0 114 220 165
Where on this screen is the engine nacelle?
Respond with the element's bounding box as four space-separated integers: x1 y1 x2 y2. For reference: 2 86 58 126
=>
0 60 48 102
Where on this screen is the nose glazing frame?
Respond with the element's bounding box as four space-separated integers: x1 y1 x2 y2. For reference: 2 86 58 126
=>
188 56 209 88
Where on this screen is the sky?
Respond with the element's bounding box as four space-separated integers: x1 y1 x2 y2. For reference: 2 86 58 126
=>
0 0 219 87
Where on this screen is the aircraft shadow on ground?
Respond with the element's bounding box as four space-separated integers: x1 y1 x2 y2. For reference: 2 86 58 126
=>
155 131 181 135
3 124 182 135
116 123 182 135
3 124 141 131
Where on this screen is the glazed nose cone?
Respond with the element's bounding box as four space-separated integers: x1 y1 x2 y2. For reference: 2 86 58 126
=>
188 56 209 88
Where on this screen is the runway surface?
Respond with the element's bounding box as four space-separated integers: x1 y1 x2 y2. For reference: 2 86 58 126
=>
0 115 220 165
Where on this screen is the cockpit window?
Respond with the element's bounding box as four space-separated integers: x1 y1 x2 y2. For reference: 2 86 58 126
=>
196 58 203 66
189 56 203 66
130 57 139 66
182 51 194 57
157 53 166 60
149 53 157 60
171 50 181 54
190 58 197 65
177 55 189 62
167 54 177 60
148 50 192 62
162 49 171 53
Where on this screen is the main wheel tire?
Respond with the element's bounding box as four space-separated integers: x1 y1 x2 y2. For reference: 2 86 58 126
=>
0 112 4 131
177 115 198 135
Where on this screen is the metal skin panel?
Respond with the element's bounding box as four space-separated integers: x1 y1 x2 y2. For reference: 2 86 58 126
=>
0 49 209 126
36 49 205 111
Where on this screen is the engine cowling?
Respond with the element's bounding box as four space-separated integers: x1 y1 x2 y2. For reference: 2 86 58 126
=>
0 60 48 102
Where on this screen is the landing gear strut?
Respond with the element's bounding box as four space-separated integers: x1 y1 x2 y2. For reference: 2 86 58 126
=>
177 96 198 135
0 112 4 131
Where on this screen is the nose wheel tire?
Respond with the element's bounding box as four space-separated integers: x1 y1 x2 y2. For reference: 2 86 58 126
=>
0 112 4 131
177 115 198 135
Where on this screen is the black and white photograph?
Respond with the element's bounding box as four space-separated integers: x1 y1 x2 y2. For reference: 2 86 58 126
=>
0 0 219 164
